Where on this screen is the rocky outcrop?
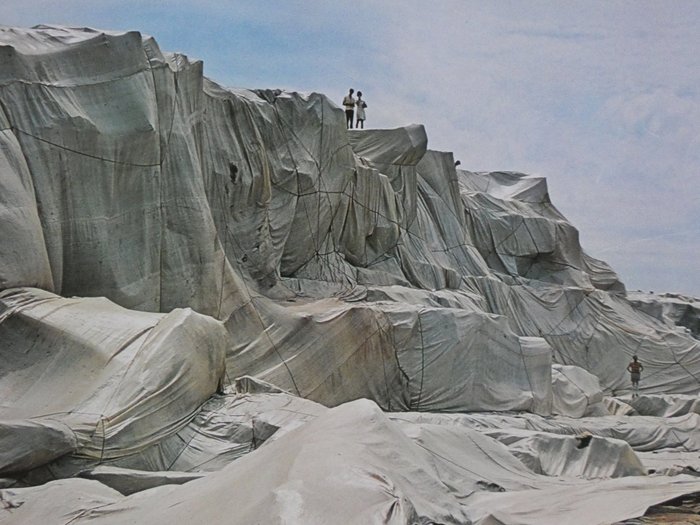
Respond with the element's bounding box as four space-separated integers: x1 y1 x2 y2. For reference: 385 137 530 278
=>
628 291 700 338
1 25 700 524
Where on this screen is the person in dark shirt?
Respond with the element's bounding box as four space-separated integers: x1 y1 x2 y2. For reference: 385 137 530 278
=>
342 89 355 129
626 355 644 397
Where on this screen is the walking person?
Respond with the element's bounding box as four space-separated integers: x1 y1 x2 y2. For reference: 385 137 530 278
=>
626 355 644 397
343 88 356 129
355 91 367 129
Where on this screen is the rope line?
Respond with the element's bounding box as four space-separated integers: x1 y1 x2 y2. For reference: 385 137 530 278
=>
12 127 161 168
414 308 427 411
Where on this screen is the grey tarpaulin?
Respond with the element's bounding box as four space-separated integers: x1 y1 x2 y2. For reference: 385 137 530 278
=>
1 25 700 524
0 287 228 474
551 364 606 418
3 400 700 525
628 290 700 338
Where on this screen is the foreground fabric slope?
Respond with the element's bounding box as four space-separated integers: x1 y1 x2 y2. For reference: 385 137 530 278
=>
4 399 700 525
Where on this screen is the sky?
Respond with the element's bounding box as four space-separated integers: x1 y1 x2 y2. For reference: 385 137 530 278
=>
2 1 699 296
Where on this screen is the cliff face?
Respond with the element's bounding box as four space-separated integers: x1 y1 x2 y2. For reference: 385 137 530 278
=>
0 26 616 302
0 26 700 523
2 27 700 521
628 291 700 338
2 26 696 395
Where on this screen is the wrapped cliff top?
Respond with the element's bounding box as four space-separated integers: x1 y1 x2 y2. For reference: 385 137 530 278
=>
1 26 699 524
628 290 700 338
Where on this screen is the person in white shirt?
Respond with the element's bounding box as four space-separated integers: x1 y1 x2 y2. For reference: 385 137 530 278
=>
342 88 355 129
355 91 367 129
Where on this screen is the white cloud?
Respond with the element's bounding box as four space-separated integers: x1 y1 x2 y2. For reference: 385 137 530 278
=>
359 2 700 295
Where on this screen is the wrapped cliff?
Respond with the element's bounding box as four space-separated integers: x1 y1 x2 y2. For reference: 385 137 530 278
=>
1 26 699 524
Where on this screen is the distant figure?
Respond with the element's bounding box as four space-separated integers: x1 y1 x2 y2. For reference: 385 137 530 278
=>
627 355 644 397
454 160 461 167
343 88 356 129
355 91 367 129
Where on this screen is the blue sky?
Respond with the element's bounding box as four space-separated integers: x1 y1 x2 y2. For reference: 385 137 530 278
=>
2 1 699 296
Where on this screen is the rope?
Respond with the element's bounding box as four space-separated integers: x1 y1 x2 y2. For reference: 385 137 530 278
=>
11 127 161 168
414 308 427 411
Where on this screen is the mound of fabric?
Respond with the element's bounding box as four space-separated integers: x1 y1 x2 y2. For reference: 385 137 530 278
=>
2 26 700 524
0 287 227 475
1 26 698 406
3 399 700 525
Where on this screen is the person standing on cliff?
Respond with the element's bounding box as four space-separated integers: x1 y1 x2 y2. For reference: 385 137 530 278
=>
627 355 644 397
343 88 355 129
355 91 367 129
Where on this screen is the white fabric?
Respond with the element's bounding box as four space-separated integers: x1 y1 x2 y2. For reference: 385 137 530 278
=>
224 297 553 414
628 290 700 337
77 466 204 495
0 26 248 317
482 429 645 478
2 25 700 524
392 410 700 452
627 393 700 417
0 287 228 470
3 400 700 525
2 26 696 407
0 419 77 475
0 114 53 291
551 364 605 418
